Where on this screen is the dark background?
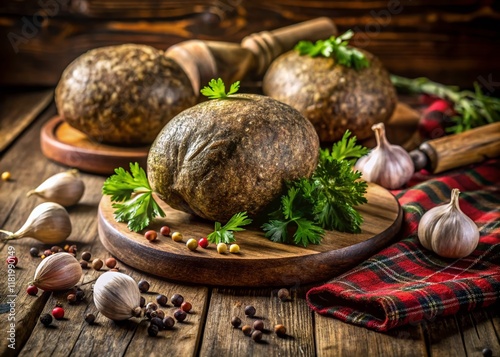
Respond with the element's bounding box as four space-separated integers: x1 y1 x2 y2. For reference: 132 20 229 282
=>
1 0 499 89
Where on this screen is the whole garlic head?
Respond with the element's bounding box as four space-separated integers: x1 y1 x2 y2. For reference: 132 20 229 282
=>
355 123 414 189
418 188 480 258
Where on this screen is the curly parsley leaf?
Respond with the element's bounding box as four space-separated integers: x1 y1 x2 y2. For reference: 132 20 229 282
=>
200 78 240 99
207 212 252 244
102 162 165 232
295 30 369 70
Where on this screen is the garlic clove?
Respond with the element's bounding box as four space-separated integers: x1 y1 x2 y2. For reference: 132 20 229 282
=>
418 188 480 258
93 272 142 321
27 169 85 207
33 252 82 291
0 202 72 244
355 123 414 189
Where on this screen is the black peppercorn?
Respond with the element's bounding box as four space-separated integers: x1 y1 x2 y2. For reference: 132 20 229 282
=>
174 309 187 322
51 245 62 253
242 325 252 336
150 317 164 330
163 316 175 330
231 316 241 328
146 302 158 311
80 260 88 269
251 330 263 342
138 280 150 293
29 247 39 257
156 294 168 307
156 310 165 319
244 305 256 317
81 251 91 261
277 288 290 302
140 296 146 308
147 324 159 337
145 309 154 320
40 313 53 327
253 319 264 331
84 313 96 324
171 293 184 307
76 290 85 301
482 348 492 357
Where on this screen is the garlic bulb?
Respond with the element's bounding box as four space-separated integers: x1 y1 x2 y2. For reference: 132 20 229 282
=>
355 123 414 189
33 252 82 291
93 272 142 321
0 202 72 244
27 169 85 207
418 188 480 258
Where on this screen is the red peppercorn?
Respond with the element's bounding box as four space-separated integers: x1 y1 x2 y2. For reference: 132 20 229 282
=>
27 285 38 296
145 230 158 242
52 307 65 320
6 256 18 266
180 301 192 312
198 237 209 249
160 225 171 236
105 257 117 269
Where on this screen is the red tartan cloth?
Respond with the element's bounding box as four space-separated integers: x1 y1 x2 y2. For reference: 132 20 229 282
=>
306 159 500 332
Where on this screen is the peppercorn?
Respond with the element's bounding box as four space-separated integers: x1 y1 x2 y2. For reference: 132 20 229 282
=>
482 348 493 357
186 238 198 251
138 280 150 293
55 301 64 308
160 225 171 236
51 245 63 253
140 296 146 308
1 171 11 181
81 251 91 261
40 255 46 260
145 230 158 242
147 324 159 337
150 317 164 330
156 294 168 307
244 305 256 317
40 313 53 327
274 324 287 337
52 306 65 320
229 244 240 253
251 330 263 342
231 316 241 328
29 247 39 257
85 313 96 324
64 244 70 251
67 293 77 304
217 243 228 254
92 258 103 270
174 309 187 322
163 316 175 330
44 249 52 257
105 257 117 269
242 325 252 336
156 309 165 320
277 288 291 302
180 301 192 313
80 260 88 269
198 237 209 249
146 302 158 311
171 232 183 242
68 245 77 254
145 309 154 320
171 293 184 307
27 285 38 296
253 319 264 331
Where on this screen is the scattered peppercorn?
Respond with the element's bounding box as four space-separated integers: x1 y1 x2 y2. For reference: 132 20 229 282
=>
80 260 88 269
85 313 96 324
156 294 168 307
52 306 65 320
148 324 159 337
140 296 146 308
198 237 209 249
92 258 103 270
1 171 11 181
40 313 53 327
274 324 287 337
186 238 198 251
242 325 252 336
67 293 77 304
217 243 228 254
156 310 165 320
138 280 150 293
41 255 46 259
174 309 187 322
145 309 154 320
171 232 183 242
81 251 91 261
251 330 263 342
253 319 264 331
163 316 175 330
68 245 77 254
482 348 493 357
55 301 64 308
244 305 256 317
6 256 17 266
64 244 70 251
277 288 291 302
146 302 158 311
171 293 184 307
30 247 39 257
160 225 171 236
27 285 38 296
150 317 164 330
44 249 53 257
76 290 85 301
145 230 158 242
105 257 117 269
231 316 241 328
51 246 63 253
229 244 240 253
180 301 192 313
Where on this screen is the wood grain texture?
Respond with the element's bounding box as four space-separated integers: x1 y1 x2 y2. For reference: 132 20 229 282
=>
40 116 149 175
97 183 402 287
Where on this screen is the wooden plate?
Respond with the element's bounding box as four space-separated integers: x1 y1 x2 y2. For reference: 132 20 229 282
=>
40 116 149 175
98 183 402 287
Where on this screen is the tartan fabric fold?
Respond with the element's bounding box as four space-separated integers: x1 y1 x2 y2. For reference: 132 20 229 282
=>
306 159 500 332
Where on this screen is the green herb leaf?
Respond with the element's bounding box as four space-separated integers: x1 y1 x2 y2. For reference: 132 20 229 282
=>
327 130 369 164
102 162 165 232
200 78 240 99
207 212 252 244
295 30 369 70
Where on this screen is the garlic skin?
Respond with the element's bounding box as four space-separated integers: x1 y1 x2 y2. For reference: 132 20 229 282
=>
355 123 414 189
33 252 82 291
0 202 72 244
93 272 142 321
27 169 85 207
418 189 480 258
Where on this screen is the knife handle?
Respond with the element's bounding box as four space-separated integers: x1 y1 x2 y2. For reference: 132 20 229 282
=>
413 122 500 173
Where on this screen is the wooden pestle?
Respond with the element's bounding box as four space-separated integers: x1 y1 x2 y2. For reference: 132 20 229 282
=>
165 17 337 93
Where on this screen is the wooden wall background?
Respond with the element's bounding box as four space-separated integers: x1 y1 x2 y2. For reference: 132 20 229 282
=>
0 0 499 88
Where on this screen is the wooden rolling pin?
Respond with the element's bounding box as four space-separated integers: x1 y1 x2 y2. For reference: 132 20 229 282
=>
410 122 500 173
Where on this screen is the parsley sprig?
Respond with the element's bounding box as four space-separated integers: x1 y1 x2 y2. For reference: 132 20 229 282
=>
295 30 369 70
207 212 252 244
262 131 368 247
200 78 240 99
102 162 165 232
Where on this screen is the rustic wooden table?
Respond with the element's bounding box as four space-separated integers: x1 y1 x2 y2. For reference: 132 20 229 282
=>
0 90 498 357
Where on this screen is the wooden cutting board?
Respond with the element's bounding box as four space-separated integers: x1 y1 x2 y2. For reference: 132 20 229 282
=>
98 182 402 287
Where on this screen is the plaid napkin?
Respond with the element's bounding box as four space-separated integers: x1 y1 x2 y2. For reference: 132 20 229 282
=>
306 159 500 332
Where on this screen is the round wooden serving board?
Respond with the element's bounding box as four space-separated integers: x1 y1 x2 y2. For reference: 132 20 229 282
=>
98 183 402 287
40 116 149 175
